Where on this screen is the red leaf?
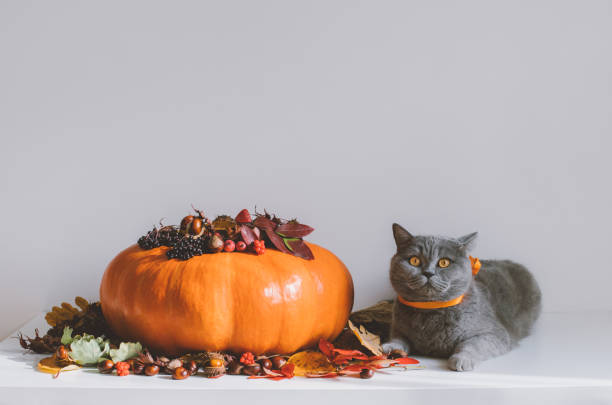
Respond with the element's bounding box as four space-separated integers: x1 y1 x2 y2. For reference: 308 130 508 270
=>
280 363 295 378
240 226 257 245
319 339 335 360
285 239 314 260
394 357 420 365
276 223 314 238
265 228 291 253
332 348 367 357
235 209 252 224
253 216 276 231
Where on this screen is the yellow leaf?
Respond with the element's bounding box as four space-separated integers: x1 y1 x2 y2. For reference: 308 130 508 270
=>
287 351 335 376
348 320 383 356
37 356 81 375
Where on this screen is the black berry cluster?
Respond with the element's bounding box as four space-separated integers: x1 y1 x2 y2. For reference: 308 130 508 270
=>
137 227 181 250
166 236 208 260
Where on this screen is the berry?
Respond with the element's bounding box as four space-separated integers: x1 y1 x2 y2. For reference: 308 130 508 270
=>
235 209 252 224
224 240 235 252
167 236 207 260
240 352 255 365
253 240 266 255
236 241 247 252
115 361 130 377
138 227 181 250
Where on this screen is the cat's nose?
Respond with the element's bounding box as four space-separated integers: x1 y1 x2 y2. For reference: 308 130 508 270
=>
422 268 435 278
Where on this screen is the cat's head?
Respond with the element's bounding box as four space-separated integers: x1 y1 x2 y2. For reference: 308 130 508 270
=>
389 223 478 302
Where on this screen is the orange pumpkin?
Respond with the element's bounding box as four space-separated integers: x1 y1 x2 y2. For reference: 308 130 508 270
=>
100 243 353 355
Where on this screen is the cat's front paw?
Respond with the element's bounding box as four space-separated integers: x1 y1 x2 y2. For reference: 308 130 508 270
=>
382 338 410 355
448 353 476 372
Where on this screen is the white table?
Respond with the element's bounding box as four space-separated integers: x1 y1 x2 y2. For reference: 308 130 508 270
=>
1 312 611 404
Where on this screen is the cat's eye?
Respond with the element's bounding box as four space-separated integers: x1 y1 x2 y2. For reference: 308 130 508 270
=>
408 256 421 266
438 258 451 268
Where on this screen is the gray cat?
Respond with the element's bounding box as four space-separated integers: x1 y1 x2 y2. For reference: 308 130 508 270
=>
382 223 541 371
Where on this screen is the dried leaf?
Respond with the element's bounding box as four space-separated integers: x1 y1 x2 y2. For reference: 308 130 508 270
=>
348 320 383 356
74 296 89 312
253 216 276 231
240 226 257 245
45 297 89 327
266 229 291 253
276 223 314 238
318 339 335 360
285 239 314 260
287 351 335 376
37 356 81 375
212 215 240 238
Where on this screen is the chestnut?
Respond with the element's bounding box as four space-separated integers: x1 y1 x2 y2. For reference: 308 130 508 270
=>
360 368 374 379
55 345 68 360
172 366 189 380
190 218 203 235
180 215 194 232
144 364 160 376
98 359 115 374
259 358 272 370
242 363 261 376
185 360 198 375
270 356 287 370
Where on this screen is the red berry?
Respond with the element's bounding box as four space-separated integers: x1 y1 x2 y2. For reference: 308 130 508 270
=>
240 352 255 365
236 241 247 251
224 240 235 252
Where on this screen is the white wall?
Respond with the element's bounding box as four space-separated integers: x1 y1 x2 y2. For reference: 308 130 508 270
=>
1 1 610 340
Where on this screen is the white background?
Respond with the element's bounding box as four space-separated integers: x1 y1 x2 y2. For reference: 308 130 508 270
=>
1 1 610 340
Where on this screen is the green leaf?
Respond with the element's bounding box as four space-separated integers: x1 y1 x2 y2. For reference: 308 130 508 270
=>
110 342 142 363
68 334 110 365
61 326 74 346
283 237 300 252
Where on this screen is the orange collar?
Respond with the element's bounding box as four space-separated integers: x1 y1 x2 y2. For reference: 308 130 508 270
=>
398 256 481 310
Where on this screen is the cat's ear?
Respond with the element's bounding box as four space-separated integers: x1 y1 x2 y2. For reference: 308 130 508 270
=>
457 232 478 252
392 223 413 248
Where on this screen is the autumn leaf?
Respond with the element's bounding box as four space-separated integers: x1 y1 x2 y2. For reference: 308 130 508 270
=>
394 357 420 365
348 320 383 356
318 339 335 360
285 239 314 260
37 356 81 377
253 216 276 231
287 351 335 376
240 226 258 245
276 223 314 238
